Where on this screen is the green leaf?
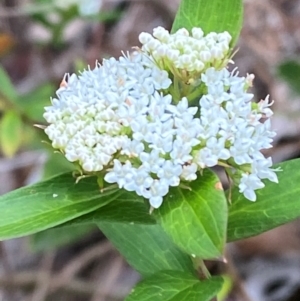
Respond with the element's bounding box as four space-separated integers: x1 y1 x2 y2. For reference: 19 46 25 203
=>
65 197 155 226
0 110 23 157
171 0 243 46
155 169 227 259
55 190 192 276
43 186 156 228
228 159 300 241
277 60 300 95
0 66 18 103
30 224 95 252
0 173 121 240
125 271 223 301
98 223 194 277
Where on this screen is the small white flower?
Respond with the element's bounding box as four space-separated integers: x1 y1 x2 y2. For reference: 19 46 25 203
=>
132 167 154 197
201 67 227 85
257 95 274 118
181 163 198 181
121 139 145 158
148 179 169 208
157 160 182 186
239 173 265 201
104 160 135 189
131 116 155 143
149 133 173 154
170 138 193 164
140 150 165 173
252 157 278 183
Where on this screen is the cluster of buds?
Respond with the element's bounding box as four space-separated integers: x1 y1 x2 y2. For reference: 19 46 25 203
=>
139 27 232 83
44 26 278 208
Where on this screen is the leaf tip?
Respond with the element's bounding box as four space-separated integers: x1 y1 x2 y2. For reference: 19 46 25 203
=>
215 182 223 191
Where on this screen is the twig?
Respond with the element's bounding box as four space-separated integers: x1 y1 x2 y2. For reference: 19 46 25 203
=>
0 271 125 299
91 255 124 301
50 241 112 291
28 252 56 301
0 241 14 298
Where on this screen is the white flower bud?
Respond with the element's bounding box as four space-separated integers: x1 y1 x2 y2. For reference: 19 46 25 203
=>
192 27 204 39
175 28 190 37
153 26 170 42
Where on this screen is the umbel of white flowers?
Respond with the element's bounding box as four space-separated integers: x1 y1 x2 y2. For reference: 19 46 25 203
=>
43 26 278 208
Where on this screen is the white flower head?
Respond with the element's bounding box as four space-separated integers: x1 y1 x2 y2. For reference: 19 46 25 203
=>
44 26 278 208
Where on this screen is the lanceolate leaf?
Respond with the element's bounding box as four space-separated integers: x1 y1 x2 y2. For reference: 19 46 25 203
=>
65 198 155 226
98 223 195 277
0 173 121 240
125 271 223 301
155 169 227 259
228 159 300 241
31 224 95 252
171 0 243 46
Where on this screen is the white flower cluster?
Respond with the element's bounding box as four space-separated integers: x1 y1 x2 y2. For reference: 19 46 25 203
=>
44 26 278 208
139 26 232 75
44 53 171 173
196 68 278 201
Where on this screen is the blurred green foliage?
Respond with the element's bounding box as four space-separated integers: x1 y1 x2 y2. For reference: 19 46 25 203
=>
277 60 300 95
0 66 37 157
0 110 23 157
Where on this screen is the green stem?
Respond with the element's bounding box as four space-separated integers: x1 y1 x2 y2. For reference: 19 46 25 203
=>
192 257 211 279
173 75 181 102
199 260 211 279
186 87 201 102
